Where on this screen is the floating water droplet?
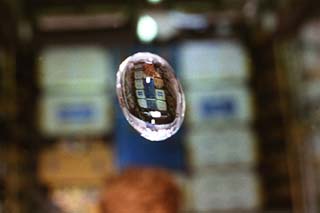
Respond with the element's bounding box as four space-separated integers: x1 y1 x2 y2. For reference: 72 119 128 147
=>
116 52 185 141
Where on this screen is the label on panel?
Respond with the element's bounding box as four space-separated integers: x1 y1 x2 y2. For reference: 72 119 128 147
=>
39 94 112 136
179 40 250 86
187 128 257 168
190 171 260 211
39 46 113 92
186 86 253 125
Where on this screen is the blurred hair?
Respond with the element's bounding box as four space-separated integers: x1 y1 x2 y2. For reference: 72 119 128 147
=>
100 167 181 213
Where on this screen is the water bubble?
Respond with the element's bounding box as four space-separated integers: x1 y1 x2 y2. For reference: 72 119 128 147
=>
116 52 185 141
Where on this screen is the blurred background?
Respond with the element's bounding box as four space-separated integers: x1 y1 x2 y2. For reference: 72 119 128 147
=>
1 0 320 212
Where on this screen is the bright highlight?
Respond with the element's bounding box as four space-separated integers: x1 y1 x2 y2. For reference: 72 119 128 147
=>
137 15 158 43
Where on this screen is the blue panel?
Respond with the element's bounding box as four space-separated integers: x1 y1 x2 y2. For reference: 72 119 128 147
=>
115 100 185 172
143 78 156 99
146 99 157 110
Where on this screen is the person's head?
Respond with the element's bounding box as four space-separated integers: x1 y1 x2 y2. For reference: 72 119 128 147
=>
101 167 181 213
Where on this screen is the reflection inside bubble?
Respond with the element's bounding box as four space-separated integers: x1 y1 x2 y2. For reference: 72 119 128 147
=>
116 52 185 141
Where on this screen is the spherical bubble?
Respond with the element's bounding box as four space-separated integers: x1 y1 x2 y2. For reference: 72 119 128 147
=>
116 52 185 141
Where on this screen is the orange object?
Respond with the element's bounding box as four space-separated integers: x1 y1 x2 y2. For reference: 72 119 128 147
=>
143 63 161 78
